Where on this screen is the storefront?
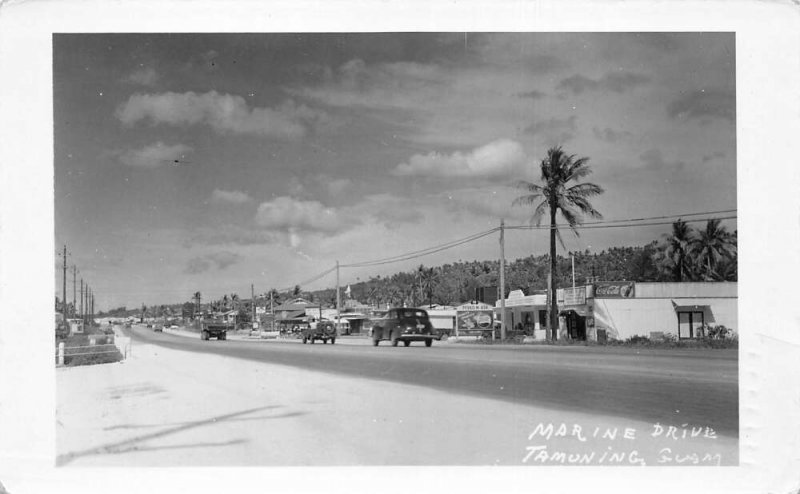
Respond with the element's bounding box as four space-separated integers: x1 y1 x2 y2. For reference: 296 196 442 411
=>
496 282 737 342
494 290 548 339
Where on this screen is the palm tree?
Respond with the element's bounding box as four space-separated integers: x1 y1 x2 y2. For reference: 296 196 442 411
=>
513 146 604 340
661 219 696 282
420 266 439 308
693 219 736 280
230 293 240 311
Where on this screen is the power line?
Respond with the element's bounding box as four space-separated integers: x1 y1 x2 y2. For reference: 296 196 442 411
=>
341 227 500 268
507 214 737 231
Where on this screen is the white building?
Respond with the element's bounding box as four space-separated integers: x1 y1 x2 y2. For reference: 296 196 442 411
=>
495 282 737 341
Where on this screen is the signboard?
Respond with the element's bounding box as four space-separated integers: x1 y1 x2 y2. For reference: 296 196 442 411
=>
557 287 586 306
456 302 494 332
594 281 635 298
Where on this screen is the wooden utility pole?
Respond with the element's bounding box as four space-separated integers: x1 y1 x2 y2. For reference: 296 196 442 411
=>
499 218 506 340
61 245 68 322
251 284 256 326
72 265 77 318
270 290 274 332
80 279 84 323
335 261 341 332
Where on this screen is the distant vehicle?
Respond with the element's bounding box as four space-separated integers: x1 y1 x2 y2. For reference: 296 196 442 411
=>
153 323 163 332
170 325 179 330
371 308 435 347
200 320 232 341
301 320 337 345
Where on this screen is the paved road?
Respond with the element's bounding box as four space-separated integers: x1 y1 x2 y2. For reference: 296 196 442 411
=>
125 325 738 437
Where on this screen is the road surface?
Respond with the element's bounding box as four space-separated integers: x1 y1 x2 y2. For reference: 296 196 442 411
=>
55 325 738 466
129 325 738 435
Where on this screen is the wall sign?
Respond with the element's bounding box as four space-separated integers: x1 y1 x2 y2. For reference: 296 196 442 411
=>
594 282 635 298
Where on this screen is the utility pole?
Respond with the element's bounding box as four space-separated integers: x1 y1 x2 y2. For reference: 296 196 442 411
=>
335 261 341 333
61 245 68 323
80 279 84 324
251 284 256 327
499 218 506 341
572 253 576 290
270 290 274 332
72 265 77 318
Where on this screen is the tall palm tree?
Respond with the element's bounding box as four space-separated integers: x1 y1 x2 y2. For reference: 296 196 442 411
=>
230 293 240 311
513 146 604 340
662 219 696 282
693 219 736 280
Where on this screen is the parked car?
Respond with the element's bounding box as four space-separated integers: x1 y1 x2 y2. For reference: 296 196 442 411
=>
153 323 163 332
301 320 337 345
371 308 435 347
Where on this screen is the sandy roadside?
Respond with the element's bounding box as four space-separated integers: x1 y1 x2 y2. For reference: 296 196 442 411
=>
56 338 738 467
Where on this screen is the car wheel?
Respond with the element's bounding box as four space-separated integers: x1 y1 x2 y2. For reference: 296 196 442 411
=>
330 338 336 345
323 339 328 344
201 331 209 341
372 338 379 346
425 339 433 347
391 332 399 347
404 340 411 347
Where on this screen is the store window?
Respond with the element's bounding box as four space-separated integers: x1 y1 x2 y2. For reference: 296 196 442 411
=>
677 311 704 339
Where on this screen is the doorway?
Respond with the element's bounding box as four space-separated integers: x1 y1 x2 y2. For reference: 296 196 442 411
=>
563 310 587 340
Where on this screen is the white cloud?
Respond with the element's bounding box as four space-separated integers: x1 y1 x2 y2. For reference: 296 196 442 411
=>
255 196 354 235
392 139 527 179
118 141 192 168
125 67 159 86
116 91 330 140
211 189 252 204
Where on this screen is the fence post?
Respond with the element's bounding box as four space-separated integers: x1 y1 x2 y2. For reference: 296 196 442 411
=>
58 342 65 366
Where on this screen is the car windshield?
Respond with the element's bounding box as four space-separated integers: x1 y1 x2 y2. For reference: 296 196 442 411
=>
397 309 428 320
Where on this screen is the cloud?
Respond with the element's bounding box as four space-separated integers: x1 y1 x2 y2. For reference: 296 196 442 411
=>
525 115 578 145
557 71 651 95
592 126 633 143
125 67 159 86
352 194 424 225
518 90 546 100
255 196 355 235
392 139 527 179
288 58 448 110
639 148 687 171
118 141 192 168
667 89 735 123
184 251 242 274
211 189 252 204
116 91 331 139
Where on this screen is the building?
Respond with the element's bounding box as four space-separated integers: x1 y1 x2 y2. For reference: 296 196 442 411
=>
495 282 737 341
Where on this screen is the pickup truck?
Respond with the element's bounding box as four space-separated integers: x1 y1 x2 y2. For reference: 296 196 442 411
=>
200 320 232 341
301 320 337 344
371 308 435 347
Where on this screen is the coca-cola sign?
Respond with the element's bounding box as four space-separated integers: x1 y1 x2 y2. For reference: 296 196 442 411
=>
594 282 635 298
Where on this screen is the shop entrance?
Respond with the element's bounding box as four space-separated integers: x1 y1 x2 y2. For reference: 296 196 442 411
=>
562 310 587 340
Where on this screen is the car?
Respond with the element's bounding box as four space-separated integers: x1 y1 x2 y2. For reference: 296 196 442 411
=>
371 308 435 347
301 320 337 345
153 323 163 332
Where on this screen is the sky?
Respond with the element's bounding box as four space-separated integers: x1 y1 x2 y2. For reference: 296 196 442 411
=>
53 33 737 309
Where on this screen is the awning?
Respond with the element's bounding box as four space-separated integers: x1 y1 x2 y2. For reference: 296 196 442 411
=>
671 299 717 311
